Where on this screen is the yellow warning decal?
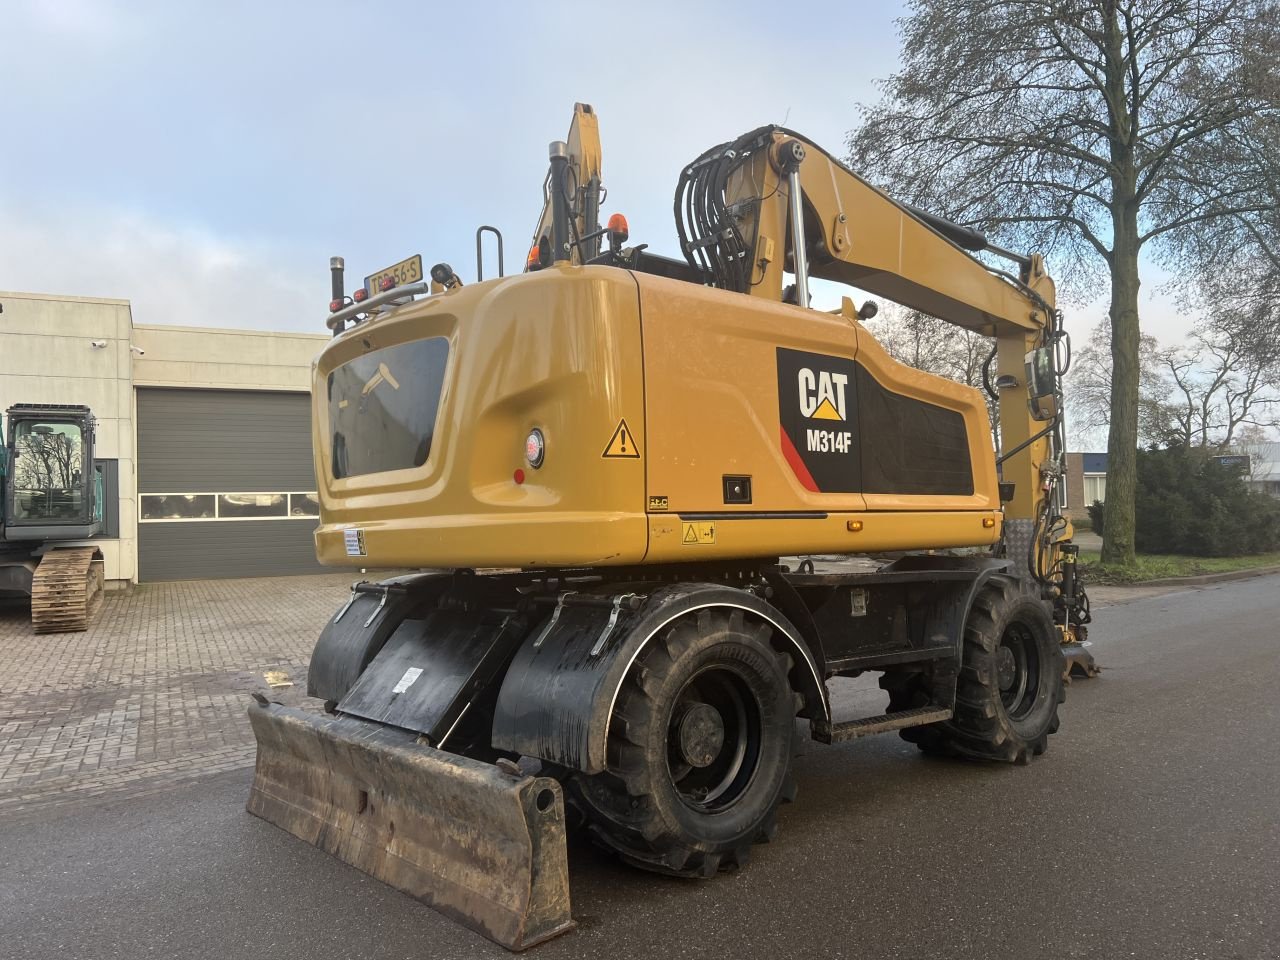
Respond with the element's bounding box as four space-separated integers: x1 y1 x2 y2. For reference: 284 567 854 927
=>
602 418 641 459
681 521 716 545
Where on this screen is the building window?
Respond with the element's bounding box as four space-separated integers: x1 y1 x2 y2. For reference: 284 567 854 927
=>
218 493 286 518
139 493 318 521
141 494 216 520
1083 474 1106 504
289 493 320 517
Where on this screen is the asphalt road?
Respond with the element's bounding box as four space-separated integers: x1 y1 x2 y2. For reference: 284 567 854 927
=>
3 575 1278 960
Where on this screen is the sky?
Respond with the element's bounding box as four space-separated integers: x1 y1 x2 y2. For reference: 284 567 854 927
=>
1 0 1188 346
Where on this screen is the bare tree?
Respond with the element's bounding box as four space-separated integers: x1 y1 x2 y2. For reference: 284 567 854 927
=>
1069 312 1280 450
848 0 1280 563
1160 317 1280 447
1068 317 1170 447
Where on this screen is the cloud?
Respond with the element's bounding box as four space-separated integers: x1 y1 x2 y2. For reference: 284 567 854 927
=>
0 199 318 332
11 0 135 43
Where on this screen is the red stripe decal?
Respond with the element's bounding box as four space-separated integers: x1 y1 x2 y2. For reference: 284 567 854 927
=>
780 426 819 492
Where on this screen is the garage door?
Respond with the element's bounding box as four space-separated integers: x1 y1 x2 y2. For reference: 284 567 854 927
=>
136 388 326 581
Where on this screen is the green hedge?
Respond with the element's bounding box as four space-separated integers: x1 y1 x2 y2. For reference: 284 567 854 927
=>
1088 445 1280 556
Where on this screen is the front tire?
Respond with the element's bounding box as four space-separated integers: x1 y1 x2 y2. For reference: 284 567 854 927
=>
567 608 798 877
884 577 1065 763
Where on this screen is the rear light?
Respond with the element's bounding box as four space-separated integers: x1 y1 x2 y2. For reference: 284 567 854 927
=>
525 429 545 468
329 299 343 313
352 288 369 303
513 468 526 485
379 276 397 292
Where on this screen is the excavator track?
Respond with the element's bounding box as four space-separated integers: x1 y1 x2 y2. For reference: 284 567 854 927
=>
31 547 103 634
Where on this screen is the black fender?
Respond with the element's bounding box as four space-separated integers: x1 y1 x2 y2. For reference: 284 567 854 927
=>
879 554 1015 663
307 571 451 703
491 583 829 775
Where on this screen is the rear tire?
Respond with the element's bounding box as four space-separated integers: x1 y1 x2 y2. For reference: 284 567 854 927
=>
882 577 1065 763
567 608 798 877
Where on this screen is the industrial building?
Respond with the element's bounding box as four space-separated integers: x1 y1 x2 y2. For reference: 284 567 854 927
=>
1 290 327 587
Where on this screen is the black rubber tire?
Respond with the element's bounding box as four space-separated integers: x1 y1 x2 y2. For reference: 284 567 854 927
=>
881 577 1065 764
567 608 799 877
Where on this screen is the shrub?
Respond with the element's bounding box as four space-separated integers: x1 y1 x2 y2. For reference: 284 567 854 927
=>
1130 444 1280 556
1084 446 1280 555
1086 500 1105 537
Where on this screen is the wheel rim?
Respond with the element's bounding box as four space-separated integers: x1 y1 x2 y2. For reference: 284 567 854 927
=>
997 622 1040 719
665 665 762 812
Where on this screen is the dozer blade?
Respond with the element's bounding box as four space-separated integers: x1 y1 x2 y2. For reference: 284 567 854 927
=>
1062 642 1101 682
246 699 574 950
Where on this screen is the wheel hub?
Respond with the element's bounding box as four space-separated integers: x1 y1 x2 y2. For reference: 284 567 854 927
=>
676 702 725 768
996 646 1017 690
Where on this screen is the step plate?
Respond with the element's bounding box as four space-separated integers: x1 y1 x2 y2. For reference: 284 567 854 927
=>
811 706 952 744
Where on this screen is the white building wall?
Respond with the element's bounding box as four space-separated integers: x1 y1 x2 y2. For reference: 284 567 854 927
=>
2 292 327 587
131 324 323 392
0 292 138 582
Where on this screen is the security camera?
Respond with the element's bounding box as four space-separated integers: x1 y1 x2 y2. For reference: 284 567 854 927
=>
130 345 145 356
90 339 108 348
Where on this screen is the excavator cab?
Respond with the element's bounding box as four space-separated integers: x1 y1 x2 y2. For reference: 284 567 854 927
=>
1 404 105 632
2 404 103 540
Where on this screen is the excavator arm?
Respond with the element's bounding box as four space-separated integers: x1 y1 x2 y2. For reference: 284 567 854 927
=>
676 127 1061 531
673 126 1091 667
525 102 604 267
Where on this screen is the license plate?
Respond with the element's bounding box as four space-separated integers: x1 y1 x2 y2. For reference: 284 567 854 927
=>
364 254 423 295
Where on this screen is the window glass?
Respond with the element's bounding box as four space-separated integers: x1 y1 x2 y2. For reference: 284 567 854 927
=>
10 421 86 521
141 494 216 520
1083 474 1107 504
289 493 320 517
218 493 287 518
328 337 449 479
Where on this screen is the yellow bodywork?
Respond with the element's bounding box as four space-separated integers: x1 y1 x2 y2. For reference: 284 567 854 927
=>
313 264 1001 569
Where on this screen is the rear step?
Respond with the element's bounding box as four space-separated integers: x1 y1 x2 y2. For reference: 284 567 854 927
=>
810 706 952 744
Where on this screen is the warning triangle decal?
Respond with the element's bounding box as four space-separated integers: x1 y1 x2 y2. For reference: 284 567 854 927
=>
683 525 699 544
811 398 843 421
602 418 641 459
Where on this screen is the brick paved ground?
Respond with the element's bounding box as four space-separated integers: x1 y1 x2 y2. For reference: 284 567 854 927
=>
0 573 362 818
0 566 1166 822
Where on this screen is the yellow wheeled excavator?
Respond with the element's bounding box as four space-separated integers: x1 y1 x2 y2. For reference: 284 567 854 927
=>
247 103 1095 949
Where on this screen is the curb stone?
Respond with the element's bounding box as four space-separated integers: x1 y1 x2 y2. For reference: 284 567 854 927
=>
1105 564 1280 589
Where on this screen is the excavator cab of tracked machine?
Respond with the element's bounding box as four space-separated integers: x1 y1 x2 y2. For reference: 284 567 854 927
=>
0 404 105 631
2 405 103 540
248 105 1095 951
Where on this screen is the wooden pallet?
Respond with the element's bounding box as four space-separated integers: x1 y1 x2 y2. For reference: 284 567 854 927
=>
31 547 104 634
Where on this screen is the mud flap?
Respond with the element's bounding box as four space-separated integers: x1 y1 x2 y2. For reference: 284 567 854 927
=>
246 699 574 950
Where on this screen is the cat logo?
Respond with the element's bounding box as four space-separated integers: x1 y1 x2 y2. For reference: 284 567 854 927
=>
797 368 848 421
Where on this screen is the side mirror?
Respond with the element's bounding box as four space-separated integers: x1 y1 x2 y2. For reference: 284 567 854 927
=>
1025 345 1057 400
1025 345 1058 422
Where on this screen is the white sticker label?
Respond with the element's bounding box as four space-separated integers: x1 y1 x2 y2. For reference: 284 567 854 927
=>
344 528 365 557
392 667 423 694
